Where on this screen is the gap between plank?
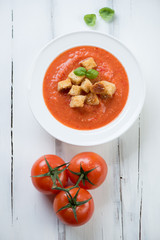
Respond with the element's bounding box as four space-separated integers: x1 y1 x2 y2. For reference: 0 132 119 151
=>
118 139 124 240
139 187 143 240
137 115 141 192
11 9 14 224
137 115 143 239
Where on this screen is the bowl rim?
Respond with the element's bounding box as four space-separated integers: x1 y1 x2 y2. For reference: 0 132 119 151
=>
28 30 146 146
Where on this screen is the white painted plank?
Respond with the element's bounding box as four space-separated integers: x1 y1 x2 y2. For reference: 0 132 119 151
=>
12 1 58 239
52 0 124 239
113 0 160 239
0 1 13 239
130 0 160 239
111 0 142 239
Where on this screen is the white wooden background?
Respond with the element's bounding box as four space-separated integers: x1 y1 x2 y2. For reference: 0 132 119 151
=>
1 0 160 239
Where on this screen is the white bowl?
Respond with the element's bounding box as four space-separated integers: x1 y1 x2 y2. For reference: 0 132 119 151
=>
28 31 145 146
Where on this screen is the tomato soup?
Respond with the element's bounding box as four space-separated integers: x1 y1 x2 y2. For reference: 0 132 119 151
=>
43 46 129 130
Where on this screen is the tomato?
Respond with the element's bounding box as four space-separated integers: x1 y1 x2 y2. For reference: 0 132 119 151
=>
68 152 108 189
53 186 94 226
31 155 68 194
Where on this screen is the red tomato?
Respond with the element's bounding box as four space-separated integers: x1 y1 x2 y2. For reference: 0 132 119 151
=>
68 152 108 189
31 155 68 194
53 186 94 226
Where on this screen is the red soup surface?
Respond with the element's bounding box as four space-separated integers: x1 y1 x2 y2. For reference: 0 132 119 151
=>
43 46 129 130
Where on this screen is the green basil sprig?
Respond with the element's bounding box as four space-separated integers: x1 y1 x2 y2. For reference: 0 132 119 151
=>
74 67 99 80
74 67 87 76
86 69 99 79
99 7 115 22
84 14 96 26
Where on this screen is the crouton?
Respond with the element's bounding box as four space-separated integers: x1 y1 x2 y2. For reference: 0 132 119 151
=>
81 78 92 93
70 95 86 108
90 81 105 94
80 57 97 70
68 85 81 96
58 78 72 91
68 71 85 85
91 81 116 97
86 93 99 106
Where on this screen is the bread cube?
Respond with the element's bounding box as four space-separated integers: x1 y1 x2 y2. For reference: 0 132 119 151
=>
68 85 81 96
68 71 85 85
90 81 105 94
81 78 92 93
91 81 116 97
70 95 86 108
58 78 72 91
103 81 116 97
80 57 97 70
86 93 99 106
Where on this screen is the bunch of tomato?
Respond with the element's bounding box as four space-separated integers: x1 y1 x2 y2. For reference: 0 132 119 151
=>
31 152 108 226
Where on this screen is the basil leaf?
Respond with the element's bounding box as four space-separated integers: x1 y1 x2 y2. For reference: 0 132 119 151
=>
74 67 87 76
84 14 96 26
86 69 99 79
99 7 115 22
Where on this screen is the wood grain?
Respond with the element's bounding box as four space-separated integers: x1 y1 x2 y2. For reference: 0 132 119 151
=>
11 1 57 239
